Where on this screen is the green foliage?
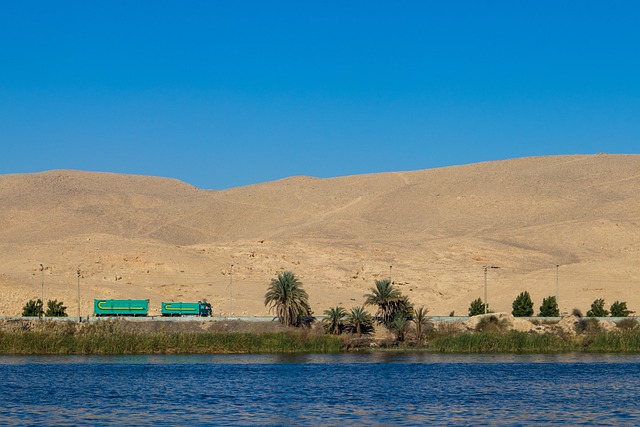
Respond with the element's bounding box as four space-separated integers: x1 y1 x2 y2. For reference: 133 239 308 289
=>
345 306 374 337
22 299 44 317
449 311 455 317
0 323 343 355
412 306 430 339
45 300 68 317
264 271 311 327
387 312 411 341
610 301 633 317
364 279 403 325
586 298 609 317
512 291 534 317
538 296 559 317
322 306 346 335
468 298 488 316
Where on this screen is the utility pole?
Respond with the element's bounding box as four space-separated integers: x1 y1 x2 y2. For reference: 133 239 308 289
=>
556 264 559 310
483 265 499 314
229 264 234 318
484 267 488 314
77 268 81 322
40 264 44 306
389 265 392 284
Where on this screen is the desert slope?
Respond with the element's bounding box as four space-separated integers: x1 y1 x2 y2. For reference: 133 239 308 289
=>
1 155 639 317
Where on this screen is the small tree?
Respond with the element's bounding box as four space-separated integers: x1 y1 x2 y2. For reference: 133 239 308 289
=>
264 271 311 327
610 301 633 317
468 298 488 316
538 296 559 317
586 298 609 317
345 306 374 337
323 306 346 335
412 306 430 339
512 291 534 317
45 299 68 317
22 299 44 317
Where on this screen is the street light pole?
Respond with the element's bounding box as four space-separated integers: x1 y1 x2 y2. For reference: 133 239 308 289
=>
40 264 44 306
556 264 559 310
229 264 233 317
484 267 488 314
77 268 81 322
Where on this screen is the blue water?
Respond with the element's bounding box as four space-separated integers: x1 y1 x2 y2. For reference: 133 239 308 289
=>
1 353 639 426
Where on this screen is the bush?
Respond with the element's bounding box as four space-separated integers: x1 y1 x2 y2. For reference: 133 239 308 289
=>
577 317 601 334
616 318 638 330
572 308 583 318
475 315 509 332
512 291 534 317
586 298 609 317
45 300 68 317
610 301 633 317
22 299 44 317
538 296 559 317
468 298 488 316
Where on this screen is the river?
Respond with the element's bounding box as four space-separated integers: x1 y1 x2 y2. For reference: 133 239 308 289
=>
1 353 639 426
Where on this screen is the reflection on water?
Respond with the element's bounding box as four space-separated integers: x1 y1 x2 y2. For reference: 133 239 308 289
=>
0 353 639 426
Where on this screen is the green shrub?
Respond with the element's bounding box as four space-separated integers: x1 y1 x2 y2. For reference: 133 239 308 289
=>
512 291 534 317
468 298 488 316
610 301 633 317
22 299 44 317
586 299 609 317
45 300 68 317
538 296 559 317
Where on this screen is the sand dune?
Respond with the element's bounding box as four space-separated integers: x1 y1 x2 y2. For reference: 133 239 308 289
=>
1 154 639 317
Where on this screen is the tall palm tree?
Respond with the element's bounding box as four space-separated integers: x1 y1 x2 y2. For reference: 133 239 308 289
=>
323 306 347 335
345 306 374 337
412 306 430 339
264 271 311 327
364 279 403 325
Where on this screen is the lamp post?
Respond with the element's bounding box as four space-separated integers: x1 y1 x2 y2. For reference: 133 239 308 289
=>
556 264 559 311
40 264 44 306
77 268 81 322
483 265 499 314
229 264 233 318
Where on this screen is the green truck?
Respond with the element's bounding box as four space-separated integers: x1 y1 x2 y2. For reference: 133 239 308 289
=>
94 299 149 317
161 301 213 317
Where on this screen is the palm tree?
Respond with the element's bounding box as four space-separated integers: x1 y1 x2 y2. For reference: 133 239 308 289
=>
412 306 430 339
45 299 68 317
264 271 311 327
364 279 403 325
323 306 347 335
345 306 374 337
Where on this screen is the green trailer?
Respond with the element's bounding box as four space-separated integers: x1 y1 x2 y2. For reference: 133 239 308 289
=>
94 299 149 317
161 301 212 317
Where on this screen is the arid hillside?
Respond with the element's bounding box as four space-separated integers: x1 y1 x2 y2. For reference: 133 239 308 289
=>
1 154 639 317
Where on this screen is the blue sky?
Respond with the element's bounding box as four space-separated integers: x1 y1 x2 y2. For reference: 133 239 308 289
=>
1 2 638 189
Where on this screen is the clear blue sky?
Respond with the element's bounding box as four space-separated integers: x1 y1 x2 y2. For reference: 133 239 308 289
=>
1 2 638 189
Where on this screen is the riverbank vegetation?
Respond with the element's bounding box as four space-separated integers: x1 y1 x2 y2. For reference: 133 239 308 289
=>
1 316 640 355
0 320 342 355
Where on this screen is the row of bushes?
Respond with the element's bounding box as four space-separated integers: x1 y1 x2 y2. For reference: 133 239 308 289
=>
467 293 633 318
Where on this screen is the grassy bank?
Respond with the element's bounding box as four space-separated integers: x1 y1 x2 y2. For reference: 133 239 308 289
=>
0 321 343 355
3 319 640 355
416 329 640 353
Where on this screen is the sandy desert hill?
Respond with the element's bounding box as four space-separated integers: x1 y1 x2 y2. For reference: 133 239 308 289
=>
1 154 639 317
